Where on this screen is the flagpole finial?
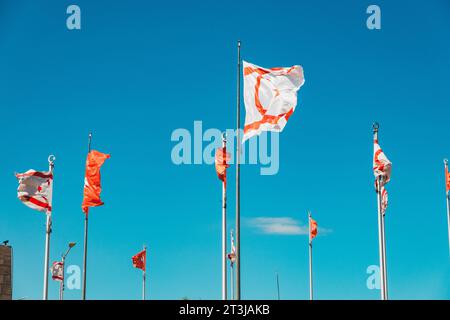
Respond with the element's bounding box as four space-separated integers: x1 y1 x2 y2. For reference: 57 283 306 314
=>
373 122 379 132
445 159 448 165
238 40 241 47
48 155 56 165
222 132 227 143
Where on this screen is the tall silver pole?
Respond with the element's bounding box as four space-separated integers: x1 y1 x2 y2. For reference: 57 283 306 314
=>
308 212 313 301
222 134 227 300
230 263 234 300
444 159 450 254
143 245 146 300
43 213 51 300
82 132 92 300
43 157 54 300
230 229 234 300
374 124 388 300
235 39 241 300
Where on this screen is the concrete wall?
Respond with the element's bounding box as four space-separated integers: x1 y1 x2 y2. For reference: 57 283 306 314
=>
0 245 12 300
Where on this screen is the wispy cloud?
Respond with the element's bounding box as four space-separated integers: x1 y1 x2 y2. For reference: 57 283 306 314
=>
247 217 307 235
246 217 332 236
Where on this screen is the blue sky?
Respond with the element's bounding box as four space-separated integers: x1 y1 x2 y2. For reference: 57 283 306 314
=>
1 0 449 300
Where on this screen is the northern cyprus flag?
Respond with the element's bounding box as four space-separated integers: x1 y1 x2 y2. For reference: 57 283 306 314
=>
242 61 305 142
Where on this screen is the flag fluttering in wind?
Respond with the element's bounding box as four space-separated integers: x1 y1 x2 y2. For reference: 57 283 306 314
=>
82 150 110 214
310 217 318 242
16 169 53 214
51 261 64 282
132 249 146 271
242 61 305 142
373 138 392 215
227 231 236 267
215 147 230 183
445 167 450 192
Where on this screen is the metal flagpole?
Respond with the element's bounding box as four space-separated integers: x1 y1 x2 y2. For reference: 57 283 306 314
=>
222 133 227 300
61 242 75 300
43 213 51 300
276 272 280 300
444 159 450 254
308 211 313 301
43 156 54 300
230 229 234 300
373 124 388 300
82 132 92 300
143 245 146 300
235 39 241 300
230 262 234 300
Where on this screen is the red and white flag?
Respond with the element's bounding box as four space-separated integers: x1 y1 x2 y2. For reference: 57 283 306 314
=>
132 249 146 271
215 147 230 184
381 187 388 216
242 61 305 142
16 168 53 215
373 139 392 185
373 138 391 215
227 232 236 266
51 261 64 282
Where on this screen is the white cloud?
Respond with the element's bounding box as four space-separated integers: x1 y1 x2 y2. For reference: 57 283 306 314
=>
246 217 332 236
247 217 308 235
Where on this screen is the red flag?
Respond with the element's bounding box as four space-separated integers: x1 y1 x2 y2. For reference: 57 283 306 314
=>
310 217 318 241
82 150 110 214
132 249 146 271
446 170 450 192
215 147 230 183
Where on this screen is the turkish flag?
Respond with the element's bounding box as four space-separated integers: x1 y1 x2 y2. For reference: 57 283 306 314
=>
310 217 318 241
132 249 146 271
81 150 110 214
215 147 230 184
446 170 450 192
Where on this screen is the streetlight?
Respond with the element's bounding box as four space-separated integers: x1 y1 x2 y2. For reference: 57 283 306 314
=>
59 242 76 300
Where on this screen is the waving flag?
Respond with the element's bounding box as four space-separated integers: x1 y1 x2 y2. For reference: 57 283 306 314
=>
51 261 64 282
373 139 392 185
373 138 391 215
310 217 318 241
381 187 388 216
16 168 53 214
446 168 450 192
242 61 305 142
215 147 230 183
82 150 110 214
132 249 146 271
227 231 236 266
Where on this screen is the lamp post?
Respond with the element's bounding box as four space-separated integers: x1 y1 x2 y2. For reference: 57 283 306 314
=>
60 242 76 300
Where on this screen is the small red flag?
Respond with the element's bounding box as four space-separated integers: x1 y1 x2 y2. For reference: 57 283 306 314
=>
132 249 146 271
310 217 318 241
446 170 450 192
215 147 230 184
82 150 110 214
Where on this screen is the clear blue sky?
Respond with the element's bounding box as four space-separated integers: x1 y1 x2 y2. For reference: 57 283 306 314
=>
1 0 449 300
